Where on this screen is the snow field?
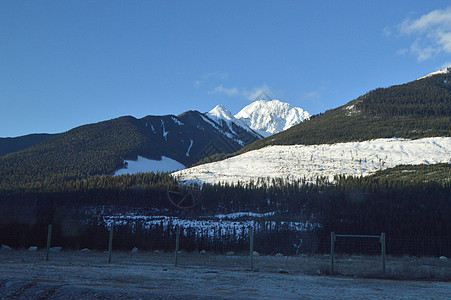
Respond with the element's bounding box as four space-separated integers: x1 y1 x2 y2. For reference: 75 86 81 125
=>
114 155 185 175
174 137 451 185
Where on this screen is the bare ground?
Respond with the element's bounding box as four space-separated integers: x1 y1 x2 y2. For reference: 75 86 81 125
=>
0 250 450 299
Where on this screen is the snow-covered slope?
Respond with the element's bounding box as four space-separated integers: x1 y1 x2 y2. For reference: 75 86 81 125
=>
173 137 451 185
235 100 311 137
111 111 262 175
416 67 450 80
114 156 185 175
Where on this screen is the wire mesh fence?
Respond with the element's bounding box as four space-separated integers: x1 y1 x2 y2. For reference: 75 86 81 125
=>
0 220 450 280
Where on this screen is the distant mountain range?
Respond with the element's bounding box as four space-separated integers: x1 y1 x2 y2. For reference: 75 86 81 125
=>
2 68 450 188
0 99 309 187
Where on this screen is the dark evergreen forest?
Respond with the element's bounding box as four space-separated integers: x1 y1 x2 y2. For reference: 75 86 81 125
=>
1 164 449 256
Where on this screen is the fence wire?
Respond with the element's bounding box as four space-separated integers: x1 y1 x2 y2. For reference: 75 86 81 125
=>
0 220 450 280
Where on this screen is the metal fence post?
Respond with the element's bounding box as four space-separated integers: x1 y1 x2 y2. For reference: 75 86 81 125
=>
108 223 114 264
381 232 386 277
330 231 335 275
175 225 180 267
249 225 254 271
46 224 52 261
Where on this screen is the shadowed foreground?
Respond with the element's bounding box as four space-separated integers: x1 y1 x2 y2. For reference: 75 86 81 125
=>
1 250 450 299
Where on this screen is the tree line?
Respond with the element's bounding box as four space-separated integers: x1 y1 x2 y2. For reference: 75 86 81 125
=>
0 164 449 256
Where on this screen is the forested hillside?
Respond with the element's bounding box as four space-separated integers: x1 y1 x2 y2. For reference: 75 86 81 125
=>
238 69 451 153
0 111 260 188
0 116 146 187
1 164 449 256
0 133 55 157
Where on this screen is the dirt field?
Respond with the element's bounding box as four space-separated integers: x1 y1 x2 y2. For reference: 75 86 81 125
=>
1 250 450 299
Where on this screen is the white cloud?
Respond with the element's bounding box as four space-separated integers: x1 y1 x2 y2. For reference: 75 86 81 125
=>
210 85 241 97
302 91 320 100
410 40 438 61
203 72 228 80
396 7 451 61
396 48 409 56
247 85 273 101
209 84 274 101
383 26 392 37
194 72 229 88
194 80 202 88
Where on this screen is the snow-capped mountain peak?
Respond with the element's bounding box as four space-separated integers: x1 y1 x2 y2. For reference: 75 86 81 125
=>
234 99 311 137
207 105 235 123
206 100 310 138
206 105 256 135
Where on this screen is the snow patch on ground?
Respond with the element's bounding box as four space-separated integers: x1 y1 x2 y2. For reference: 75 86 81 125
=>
174 137 451 185
100 214 316 237
114 156 185 175
215 212 275 219
344 104 360 116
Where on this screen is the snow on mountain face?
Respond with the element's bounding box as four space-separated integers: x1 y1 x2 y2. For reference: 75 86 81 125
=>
416 67 451 80
235 100 311 137
115 156 185 175
207 105 251 133
173 137 451 185
207 105 235 123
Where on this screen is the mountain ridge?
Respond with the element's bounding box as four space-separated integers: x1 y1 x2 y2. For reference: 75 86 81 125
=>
180 68 451 179
236 68 451 155
206 99 310 138
2 68 450 188
0 111 261 188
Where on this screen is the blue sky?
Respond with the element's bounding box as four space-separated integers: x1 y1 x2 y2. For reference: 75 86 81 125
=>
1 1 451 137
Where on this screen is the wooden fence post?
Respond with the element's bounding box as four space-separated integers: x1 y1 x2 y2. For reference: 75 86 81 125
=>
381 232 386 277
175 225 180 267
108 223 114 264
330 231 335 275
46 224 52 262
249 225 254 271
